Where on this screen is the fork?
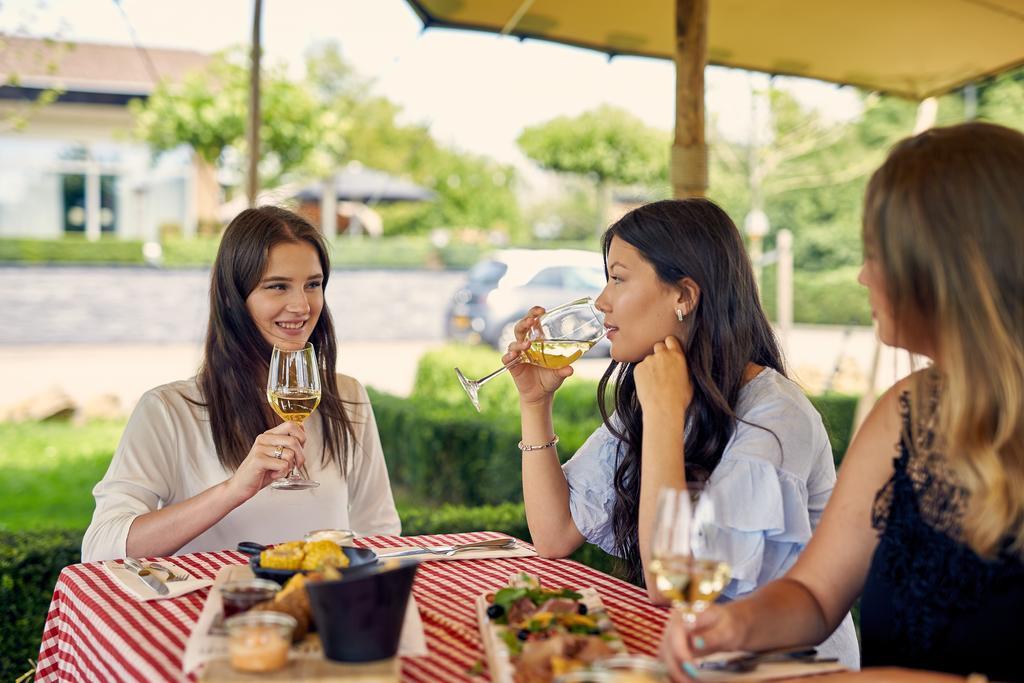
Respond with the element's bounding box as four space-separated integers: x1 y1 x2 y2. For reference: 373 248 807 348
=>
145 562 190 582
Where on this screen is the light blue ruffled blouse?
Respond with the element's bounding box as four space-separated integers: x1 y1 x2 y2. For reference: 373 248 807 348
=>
561 367 861 668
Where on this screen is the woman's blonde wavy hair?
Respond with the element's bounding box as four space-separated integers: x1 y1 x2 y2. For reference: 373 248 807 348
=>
863 121 1024 559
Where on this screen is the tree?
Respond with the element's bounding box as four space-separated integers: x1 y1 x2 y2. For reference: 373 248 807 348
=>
517 105 669 232
303 42 522 237
976 66 1024 131
130 51 322 188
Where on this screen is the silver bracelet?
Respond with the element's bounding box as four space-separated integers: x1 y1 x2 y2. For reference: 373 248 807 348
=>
518 434 559 451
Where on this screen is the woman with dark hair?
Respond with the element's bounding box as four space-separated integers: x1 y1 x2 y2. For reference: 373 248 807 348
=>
506 198 857 668
661 123 1024 681
83 206 399 562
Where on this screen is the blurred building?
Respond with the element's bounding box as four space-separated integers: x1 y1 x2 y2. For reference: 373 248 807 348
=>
0 36 211 241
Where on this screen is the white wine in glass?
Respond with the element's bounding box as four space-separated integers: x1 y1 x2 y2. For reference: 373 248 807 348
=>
650 486 732 622
454 297 605 411
267 342 321 490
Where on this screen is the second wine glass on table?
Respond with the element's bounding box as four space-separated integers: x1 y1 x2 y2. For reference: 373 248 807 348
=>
267 342 321 491
650 485 732 623
454 296 606 412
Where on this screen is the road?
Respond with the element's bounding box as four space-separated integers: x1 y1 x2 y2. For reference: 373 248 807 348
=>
1 266 912 413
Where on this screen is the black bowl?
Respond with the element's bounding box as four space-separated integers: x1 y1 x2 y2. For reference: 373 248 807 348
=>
236 541 378 585
305 559 419 663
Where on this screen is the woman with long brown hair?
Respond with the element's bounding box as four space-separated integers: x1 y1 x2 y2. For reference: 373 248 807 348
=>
662 122 1024 681
506 198 858 668
83 206 399 561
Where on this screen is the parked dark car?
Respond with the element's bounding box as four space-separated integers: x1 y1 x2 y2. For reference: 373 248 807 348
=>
445 248 611 355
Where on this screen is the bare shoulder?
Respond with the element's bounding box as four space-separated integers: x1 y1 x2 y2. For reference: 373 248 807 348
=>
836 370 921 480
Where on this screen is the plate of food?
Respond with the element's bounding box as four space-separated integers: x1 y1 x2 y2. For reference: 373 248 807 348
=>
477 572 628 683
237 540 378 585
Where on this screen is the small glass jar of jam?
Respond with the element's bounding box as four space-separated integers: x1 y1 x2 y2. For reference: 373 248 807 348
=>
224 611 296 673
220 578 280 618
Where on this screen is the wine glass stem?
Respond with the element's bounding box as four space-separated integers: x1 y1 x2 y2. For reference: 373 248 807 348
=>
475 353 527 388
672 601 698 625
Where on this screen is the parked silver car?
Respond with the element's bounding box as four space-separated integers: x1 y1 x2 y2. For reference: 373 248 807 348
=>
444 248 611 355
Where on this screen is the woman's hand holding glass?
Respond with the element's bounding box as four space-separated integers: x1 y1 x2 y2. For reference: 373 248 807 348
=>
504 306 576 405
662 603 750 682
455 297 605 411
224 422 307 504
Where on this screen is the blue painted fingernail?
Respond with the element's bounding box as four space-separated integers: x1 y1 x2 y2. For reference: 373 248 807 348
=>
693 636 706 650
682 662 701 679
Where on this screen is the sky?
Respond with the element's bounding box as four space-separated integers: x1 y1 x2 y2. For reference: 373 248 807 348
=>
0 0 862 166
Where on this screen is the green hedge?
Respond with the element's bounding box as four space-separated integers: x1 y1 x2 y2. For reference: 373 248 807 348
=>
0 237 146 265
808 393 859 469
0 529 84 682
395 346 859 505
761 264 872 327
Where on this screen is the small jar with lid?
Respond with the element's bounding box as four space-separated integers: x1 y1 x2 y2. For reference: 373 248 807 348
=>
591 654 668 681
224 611 296 673
219 578 280 618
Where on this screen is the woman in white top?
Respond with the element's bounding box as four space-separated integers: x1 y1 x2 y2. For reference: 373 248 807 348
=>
83 206 400 562
505 199 858 668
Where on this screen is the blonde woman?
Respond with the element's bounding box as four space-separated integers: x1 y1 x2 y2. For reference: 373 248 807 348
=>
661 122 1024 681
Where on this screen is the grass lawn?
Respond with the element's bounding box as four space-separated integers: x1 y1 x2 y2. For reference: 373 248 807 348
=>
0 420 123 530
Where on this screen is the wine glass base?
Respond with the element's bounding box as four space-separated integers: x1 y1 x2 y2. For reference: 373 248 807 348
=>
454 367 482 412
271 478 320 491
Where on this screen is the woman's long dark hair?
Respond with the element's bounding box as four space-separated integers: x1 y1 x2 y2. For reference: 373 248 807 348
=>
599 199 785 584
194 206 354 475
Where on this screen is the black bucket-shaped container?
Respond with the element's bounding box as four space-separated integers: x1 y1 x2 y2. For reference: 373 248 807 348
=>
305 559 419 662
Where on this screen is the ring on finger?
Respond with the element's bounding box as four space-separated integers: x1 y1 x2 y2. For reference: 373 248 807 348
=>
272 446 284 459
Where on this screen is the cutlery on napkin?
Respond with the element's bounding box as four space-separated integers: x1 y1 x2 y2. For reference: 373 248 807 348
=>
696 647 846 681
103 559 213 601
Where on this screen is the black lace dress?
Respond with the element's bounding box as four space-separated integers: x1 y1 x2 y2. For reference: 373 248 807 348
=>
861 391 1024 681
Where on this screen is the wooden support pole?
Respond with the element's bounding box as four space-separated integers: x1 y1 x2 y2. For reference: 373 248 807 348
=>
672 0 708 198
246 0 263 208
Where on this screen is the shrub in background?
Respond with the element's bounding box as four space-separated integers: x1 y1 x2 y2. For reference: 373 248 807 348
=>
0 529 83 682
0 237 145 265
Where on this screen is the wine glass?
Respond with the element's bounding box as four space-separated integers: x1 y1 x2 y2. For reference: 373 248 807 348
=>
454 296 606 411
649 485 732 623
266 342 321 490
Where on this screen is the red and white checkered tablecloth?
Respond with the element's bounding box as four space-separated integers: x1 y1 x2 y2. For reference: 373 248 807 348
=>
36 531 670 682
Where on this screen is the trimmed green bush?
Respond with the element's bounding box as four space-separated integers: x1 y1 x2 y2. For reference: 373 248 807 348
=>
760 264 872 326
0 529 84 682
0 237 146 265
409 345 859 472
808 393 859 469
161 237 220 268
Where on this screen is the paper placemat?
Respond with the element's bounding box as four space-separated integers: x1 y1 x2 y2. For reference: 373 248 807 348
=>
102 559 213 601
183 565 427 678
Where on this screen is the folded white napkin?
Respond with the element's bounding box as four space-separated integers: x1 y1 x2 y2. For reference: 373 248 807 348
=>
102 560 213 601
696 651 846 681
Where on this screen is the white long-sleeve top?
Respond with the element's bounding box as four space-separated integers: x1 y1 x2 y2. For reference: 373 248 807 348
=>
82 373 401 562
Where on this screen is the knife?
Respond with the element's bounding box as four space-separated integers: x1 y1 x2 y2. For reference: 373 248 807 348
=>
123 558 169 596
699 647 824 672
378 538 515 559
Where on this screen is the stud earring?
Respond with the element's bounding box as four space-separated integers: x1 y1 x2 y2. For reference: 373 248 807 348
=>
675 308 685 322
